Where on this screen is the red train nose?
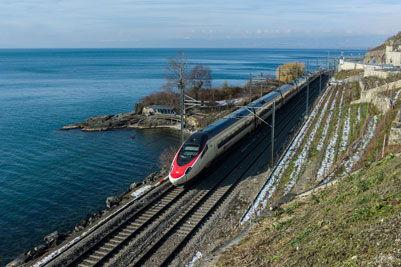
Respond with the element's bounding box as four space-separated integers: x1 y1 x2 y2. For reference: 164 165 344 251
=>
170 167 185 179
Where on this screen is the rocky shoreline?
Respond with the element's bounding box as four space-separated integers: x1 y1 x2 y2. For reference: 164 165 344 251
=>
61 112 181 131
7 168 168 267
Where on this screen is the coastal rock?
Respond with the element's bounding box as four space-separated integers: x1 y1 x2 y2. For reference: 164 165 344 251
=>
144 171 159 183
80 113 141 131
106 196 121 209
60 111 182 131
87 211 101 225
34 244 47 255
6 254 29 267
74 225 83 232
130 182 139 190
60 123 82 130
83 115 113 130
44 231 59 246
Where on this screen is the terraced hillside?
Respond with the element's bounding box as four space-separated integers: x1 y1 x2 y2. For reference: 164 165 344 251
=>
267 71 401 204
210 70 401 266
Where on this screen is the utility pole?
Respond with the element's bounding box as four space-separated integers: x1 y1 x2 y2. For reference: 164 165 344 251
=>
327 51 330 70
306 60 309 73
260 72 263 97
319 72 322 93
329 63 332 79
249 73 253 102
334 56 337 72
295 62 298 89
270 101 276 168
180 85 184 145
306 77 309 116
278 67 281 87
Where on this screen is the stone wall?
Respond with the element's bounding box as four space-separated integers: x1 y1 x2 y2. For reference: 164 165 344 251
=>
338 59 376 72
352 80 401 113
386 51 401 66
389 111 401 145
363 69 390 79
339 60 400 79
344 75 362 83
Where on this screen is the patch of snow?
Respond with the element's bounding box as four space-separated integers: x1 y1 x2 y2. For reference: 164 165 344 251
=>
394 89 401 103
240 86 333 225
343 115 378 173
131 185 151 198
283 89 334 194
215 98 243 106
357 106 361 126
317 89 340 151
340 107 351 154
186 251 202 267
316 88 345 179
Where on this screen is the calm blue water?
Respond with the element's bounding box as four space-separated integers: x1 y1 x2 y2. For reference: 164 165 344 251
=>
0 48 364 264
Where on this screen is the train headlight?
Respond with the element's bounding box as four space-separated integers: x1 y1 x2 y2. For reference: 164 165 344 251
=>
185 167 192 175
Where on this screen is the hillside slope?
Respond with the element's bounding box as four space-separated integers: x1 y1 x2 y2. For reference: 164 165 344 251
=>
215 154 401 266
209 69 401 266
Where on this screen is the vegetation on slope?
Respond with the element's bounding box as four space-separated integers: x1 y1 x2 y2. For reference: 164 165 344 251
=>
215 154 401 266
213 69 401 267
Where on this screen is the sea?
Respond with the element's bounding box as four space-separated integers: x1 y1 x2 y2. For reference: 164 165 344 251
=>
0 48 365 264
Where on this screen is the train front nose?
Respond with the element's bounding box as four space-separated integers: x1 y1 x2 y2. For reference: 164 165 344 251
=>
169 166 186 185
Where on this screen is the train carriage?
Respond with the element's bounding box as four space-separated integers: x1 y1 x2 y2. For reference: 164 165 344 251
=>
169 77 308 185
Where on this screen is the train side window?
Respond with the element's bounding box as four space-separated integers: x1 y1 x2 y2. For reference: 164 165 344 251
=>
201 145 208 158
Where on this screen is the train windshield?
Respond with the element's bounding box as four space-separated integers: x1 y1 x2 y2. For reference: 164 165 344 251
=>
181 145 200 157
177 132 208 166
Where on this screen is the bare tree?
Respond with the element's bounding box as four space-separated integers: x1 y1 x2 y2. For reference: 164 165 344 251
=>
159 145 179 169
164 51 190 144
189 65 212 100
164 51 190 92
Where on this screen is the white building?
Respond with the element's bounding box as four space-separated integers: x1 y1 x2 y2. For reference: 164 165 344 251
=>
143 105 176 116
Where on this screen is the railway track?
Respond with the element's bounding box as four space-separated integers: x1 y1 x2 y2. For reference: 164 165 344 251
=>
132 76 326 267
37 74 328 267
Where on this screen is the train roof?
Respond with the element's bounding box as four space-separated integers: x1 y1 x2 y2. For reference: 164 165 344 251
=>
202 90 281 139
199 76 310 140
202 115 240 138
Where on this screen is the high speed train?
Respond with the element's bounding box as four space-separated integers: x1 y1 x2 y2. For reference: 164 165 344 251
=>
169 75 313 185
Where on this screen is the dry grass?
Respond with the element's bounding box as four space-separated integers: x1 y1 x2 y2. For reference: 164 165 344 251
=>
334 70 363 80
214 154 401 267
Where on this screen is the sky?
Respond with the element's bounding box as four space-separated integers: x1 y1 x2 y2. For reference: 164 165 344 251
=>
0 0 400 49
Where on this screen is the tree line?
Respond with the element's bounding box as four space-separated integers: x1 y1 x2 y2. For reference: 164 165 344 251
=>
140 51 305 111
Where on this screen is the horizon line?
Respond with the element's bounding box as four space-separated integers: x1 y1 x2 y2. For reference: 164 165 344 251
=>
0 47 367 51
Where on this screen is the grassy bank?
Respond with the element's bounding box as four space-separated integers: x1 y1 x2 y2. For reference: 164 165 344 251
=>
215 154 401 266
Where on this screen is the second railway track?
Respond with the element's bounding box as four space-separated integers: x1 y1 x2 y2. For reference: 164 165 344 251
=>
37 74 327 267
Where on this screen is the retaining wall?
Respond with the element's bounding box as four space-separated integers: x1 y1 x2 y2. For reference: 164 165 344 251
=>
352 80 401 113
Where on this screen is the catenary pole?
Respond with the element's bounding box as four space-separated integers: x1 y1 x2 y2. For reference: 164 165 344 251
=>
249 73 253 102
260 72 263 97
278 67 281 87
270 101 276 168
306 77 309 116
180 86 184 144
319 72 322 93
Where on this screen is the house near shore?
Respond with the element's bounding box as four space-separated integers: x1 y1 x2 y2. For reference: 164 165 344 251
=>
142 105 176 116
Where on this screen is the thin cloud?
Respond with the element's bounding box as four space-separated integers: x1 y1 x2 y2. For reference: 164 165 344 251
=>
0 0 399 48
